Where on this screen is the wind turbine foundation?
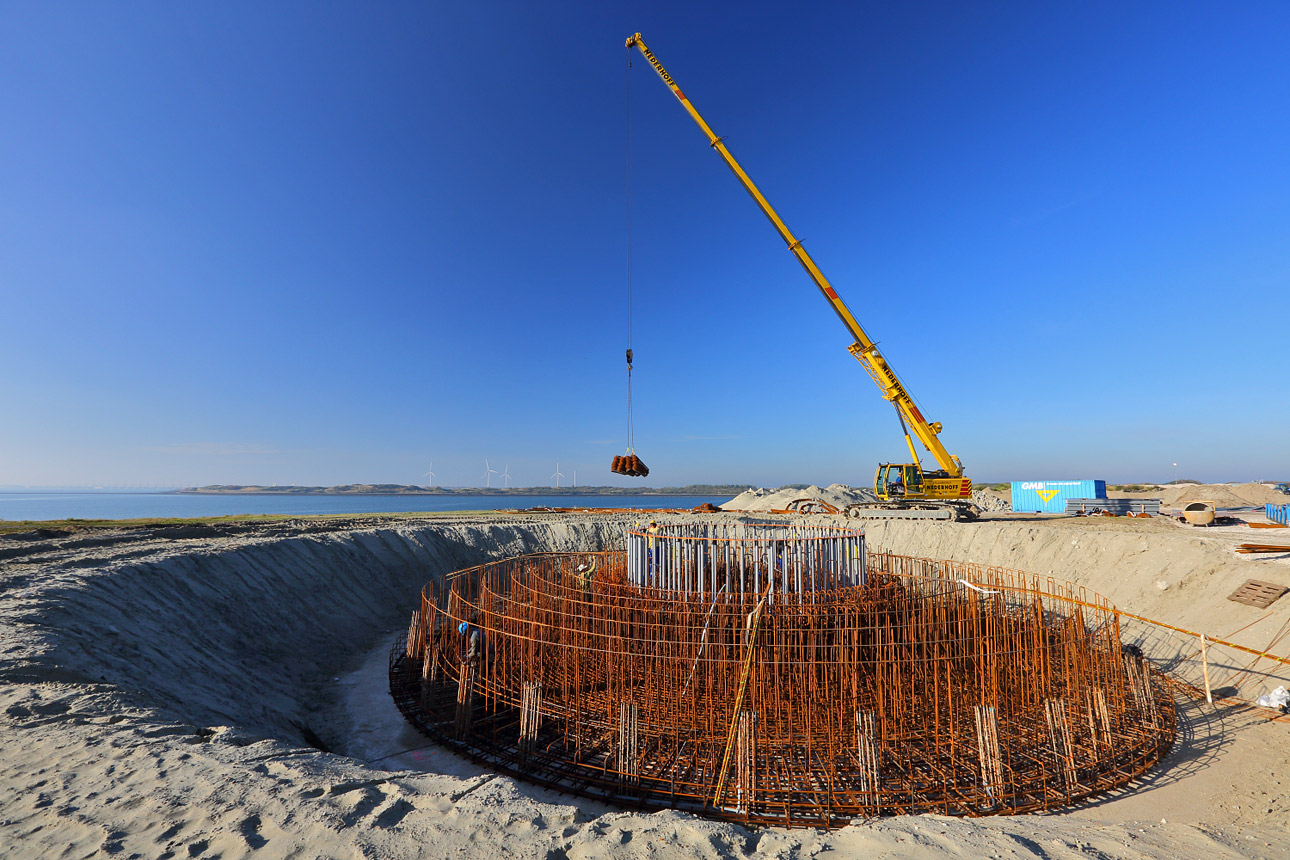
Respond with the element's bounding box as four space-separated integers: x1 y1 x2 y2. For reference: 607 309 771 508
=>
390 523 1175 827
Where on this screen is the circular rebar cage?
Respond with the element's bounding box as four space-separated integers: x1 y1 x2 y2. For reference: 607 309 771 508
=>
390 538 1175 827
625 522 866 598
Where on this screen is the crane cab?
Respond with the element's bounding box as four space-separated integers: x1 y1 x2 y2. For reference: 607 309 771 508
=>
875 464 973 502
875 463 924 500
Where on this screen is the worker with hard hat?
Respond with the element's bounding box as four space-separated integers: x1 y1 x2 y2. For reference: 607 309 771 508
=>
575 557 598 591
458 620 482 666
646 520 660 578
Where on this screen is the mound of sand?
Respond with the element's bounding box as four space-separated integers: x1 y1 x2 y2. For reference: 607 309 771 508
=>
990 482 1288 511
1122 483 1289 510
723 483 1010 514
722 483 877 511
2 512 1288 858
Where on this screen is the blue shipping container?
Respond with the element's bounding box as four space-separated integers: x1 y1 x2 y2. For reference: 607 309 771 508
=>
1011 480 1107 513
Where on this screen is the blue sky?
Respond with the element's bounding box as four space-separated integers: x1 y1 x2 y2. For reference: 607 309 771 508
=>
2 2 1287 489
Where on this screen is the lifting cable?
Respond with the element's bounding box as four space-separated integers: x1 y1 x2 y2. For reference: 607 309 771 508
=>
625 45 634 455
613 48 648 478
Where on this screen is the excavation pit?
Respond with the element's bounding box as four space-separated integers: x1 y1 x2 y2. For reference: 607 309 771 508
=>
391 523 1176 827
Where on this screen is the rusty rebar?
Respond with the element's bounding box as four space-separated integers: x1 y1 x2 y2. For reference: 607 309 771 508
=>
390 539 1177 827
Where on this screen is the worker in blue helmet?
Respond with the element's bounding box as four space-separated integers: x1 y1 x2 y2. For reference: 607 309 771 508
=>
458 620 482 666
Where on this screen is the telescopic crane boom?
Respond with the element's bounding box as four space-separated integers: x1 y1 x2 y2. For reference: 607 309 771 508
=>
626 33 972 509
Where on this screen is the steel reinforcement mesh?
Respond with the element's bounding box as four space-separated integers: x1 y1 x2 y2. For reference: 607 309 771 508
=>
390 549 1176 826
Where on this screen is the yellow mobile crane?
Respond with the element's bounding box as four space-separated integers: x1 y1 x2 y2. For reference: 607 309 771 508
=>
627 33 974 518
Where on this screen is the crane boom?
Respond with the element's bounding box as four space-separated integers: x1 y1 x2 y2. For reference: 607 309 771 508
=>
626 33 965 485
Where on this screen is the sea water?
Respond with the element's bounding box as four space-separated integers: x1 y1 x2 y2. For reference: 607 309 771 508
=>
0 493 731 523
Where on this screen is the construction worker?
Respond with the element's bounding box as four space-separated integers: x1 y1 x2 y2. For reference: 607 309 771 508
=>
772 539 788 594
576 557 598 591
458 621 482 667
646 520 660 578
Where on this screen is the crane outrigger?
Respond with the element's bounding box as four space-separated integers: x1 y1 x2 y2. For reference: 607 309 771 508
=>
627 33 974 518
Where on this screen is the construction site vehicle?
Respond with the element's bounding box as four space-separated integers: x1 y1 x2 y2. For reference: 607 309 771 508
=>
626 34 975 520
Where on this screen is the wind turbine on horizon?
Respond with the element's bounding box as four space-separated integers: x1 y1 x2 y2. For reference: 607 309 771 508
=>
552 461 565 489
501 464 511 489
482 459 498 489
424 462 436 488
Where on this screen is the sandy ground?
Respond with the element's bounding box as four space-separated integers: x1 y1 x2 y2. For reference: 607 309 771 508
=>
986 482 1290 512
726 481 1290 515
2 511 1289 859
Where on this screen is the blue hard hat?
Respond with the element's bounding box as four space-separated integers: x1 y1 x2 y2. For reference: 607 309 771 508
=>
458 621 469 635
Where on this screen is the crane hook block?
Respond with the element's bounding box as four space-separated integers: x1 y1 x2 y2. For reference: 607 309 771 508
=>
626 348 633 366
610 453 649 478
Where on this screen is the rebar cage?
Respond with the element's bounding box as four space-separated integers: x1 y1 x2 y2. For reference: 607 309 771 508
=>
624 522 866 598
390 541 1175 827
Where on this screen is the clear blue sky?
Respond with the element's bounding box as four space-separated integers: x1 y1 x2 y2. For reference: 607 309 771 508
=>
2 2 1287 489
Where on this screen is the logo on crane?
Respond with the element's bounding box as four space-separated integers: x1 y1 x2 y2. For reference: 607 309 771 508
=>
640 48 686 100
640 48 673 85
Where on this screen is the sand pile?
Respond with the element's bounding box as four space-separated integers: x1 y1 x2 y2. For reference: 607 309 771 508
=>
723 483 1009 515
991 482 1288 511
721 483 877 511
1128 483 1289 510
2 512 1288 859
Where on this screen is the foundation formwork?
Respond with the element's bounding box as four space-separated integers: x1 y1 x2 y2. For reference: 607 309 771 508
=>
390 525 1174 827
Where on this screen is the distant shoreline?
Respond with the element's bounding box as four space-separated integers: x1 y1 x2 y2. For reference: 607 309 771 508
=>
177 484 753 497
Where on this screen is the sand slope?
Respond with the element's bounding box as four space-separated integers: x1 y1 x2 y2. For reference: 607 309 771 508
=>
1 513 1288 859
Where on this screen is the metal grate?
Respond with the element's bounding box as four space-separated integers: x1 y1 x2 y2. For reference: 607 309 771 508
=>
1227 579 1290 609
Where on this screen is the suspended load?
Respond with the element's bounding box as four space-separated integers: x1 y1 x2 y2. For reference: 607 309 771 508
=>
612 347 649 477
611 453 650 477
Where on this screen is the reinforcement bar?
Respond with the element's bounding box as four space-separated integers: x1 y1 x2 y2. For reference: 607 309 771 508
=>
391 545 1188 826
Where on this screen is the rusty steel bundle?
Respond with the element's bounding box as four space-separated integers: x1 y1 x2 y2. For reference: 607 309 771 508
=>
1236 543 1290 554
611 454 649 477
390 546 1175 827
